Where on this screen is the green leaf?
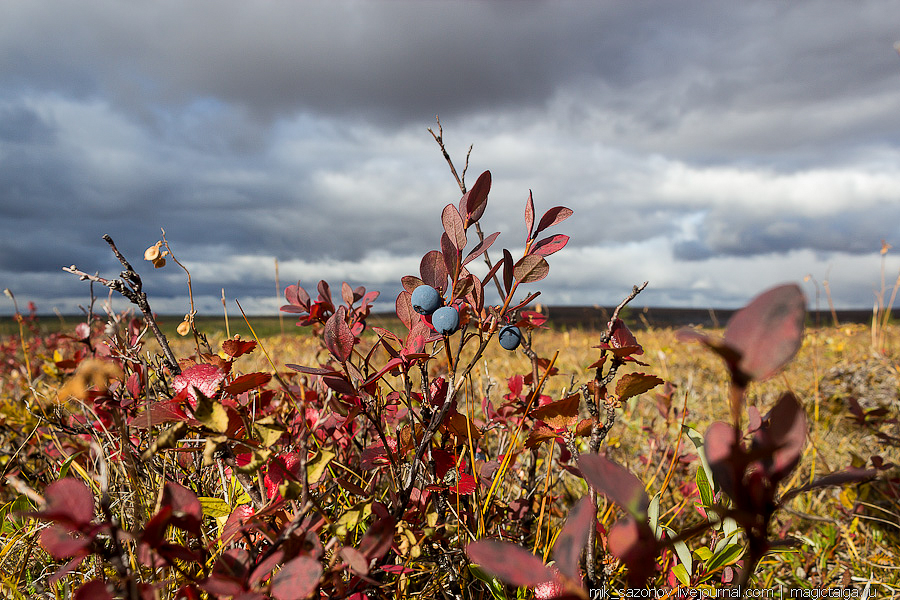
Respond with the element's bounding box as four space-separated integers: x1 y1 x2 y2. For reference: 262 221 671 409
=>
198 496 231 518
695 463 714 508
648 493 661 538
662 525 692 575
672 563 690 586
194 394 230 433
694 547 713 562
252 416 285 448
684 425 718 495
334 500 372 538
58 452 83 479
722 517 738 538
704 543 744 575
307 450 335 484
467 564 508 600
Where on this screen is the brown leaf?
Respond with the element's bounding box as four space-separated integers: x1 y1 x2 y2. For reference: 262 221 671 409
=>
529 393 580 430
615 373 664 401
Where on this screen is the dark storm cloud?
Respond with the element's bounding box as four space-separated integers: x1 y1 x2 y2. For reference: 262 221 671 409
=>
2 0 900 313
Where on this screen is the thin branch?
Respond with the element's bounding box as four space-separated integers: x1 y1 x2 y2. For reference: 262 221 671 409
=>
600 281 649 344
63 235 180 374
428 116 466 195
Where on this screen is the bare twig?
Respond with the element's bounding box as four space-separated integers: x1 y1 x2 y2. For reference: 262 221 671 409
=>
63 235 181 374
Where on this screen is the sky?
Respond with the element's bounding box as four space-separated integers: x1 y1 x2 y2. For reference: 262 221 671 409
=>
2 1 900 317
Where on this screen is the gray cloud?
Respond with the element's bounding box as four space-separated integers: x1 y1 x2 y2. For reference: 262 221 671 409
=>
2 1 900 315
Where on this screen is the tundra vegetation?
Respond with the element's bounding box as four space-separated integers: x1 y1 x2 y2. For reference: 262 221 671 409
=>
0 126 897 599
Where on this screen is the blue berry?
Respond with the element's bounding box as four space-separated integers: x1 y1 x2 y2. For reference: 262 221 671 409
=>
411 285 441 315
431 306 460 335
498 325 522 350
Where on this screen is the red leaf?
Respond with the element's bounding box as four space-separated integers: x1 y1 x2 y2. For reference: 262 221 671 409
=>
577 454 649 518
271 556 322 600
221 505 255 545
524 190 535 241
395 291 415 331
513 255 549 284
41 524 91 559
704 422 740 501
615 373 664 401
755 392 807 483
42 478 94 528
420 250 449 292
463 170 491 225
324 307 354 362
517 310 548 328
442 203 467 250
534 206 573 236
359 512 395 560
340 546 370 576
162 482 202 536
502 249 514 293
723 283 806 383
608 518 659 587
283 283 310 310
74 580 113 600
224 372 272 395
530 234 569 257
524 425 562 449
462 231 500 267
401 275 424 293
316 280 332 306
441 232 459 279
552 496 595 581
222 338 257 358
341 281 354 306
381 565 415 574
466 540 554 587
173 364 225 409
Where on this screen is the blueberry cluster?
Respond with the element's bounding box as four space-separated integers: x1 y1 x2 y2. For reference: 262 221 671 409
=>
411 284 459 335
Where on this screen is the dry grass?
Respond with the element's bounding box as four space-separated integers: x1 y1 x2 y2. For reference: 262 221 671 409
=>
2 318 898 595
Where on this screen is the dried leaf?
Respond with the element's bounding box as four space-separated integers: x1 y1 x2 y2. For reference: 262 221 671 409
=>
222 338 257 358
193 394 230 434
616 373 664 401
529 393 580 430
